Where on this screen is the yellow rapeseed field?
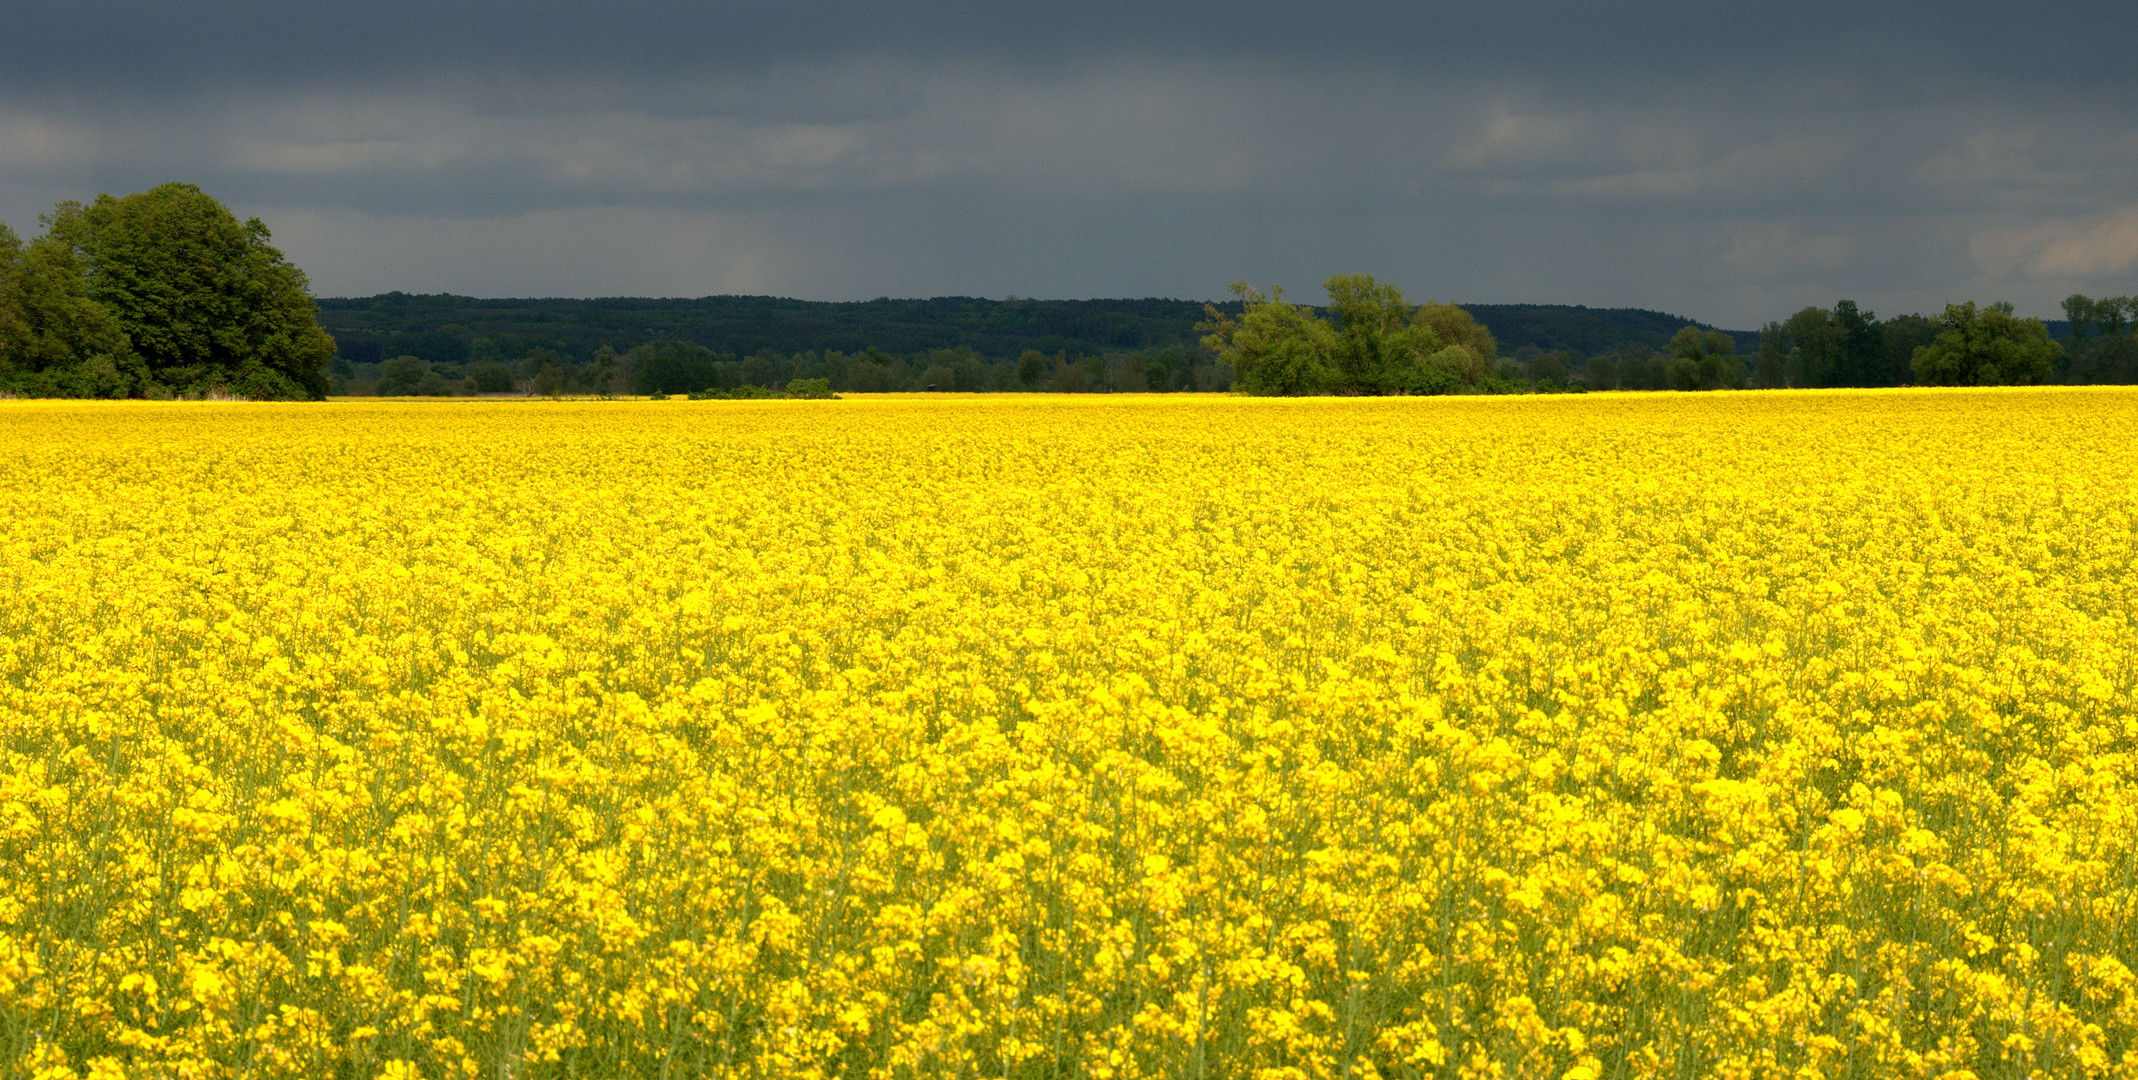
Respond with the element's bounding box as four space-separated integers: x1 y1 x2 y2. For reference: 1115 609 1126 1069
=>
1 391 2135 1080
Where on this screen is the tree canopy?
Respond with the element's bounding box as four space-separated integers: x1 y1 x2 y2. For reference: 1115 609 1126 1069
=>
0 183 334 399
1198 276 1493 396
1910 302 2059 387
1667 326 1746 390
2060 293 2137 384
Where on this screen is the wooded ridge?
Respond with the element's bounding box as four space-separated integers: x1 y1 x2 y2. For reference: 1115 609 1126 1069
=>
315 292 1757 370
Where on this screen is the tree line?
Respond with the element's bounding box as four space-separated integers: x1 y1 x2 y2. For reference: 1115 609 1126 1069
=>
342 340 1233 397
320 292 1220 368
1194 275 2105 396
0 185 334 399
2061 294 2138 384
5 183 2130 400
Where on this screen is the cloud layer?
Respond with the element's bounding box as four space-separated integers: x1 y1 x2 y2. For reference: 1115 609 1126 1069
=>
5 2 2135 328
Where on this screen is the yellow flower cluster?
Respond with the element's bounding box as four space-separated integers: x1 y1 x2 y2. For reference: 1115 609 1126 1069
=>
2 390 2135 1079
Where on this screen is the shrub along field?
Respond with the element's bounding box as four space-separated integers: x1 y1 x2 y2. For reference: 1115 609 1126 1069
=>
1 391 2135 1079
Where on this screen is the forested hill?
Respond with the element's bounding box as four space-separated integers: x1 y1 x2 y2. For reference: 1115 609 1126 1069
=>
316 295 1220 367
1461 304 1760 355
315 292 1753 367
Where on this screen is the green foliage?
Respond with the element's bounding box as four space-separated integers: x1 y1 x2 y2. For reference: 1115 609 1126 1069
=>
0 184 333 399
319 294 1220 367
1754 322 1789 389
1879 314 1940 384
1015 349 1049 389
1669 326 1747 390
1200 283 1340 396
1324 274 1444 393
2060 293 2138 384
376 355 430 396
1474 375 1532 395
1526 350 1569 389
1784 307 1837 387
1411 302 1496 381
79 184 332 398
627 340 722 396
1458 303 1754 355
469 362 516 394
785 377 836 399
687 384 787 400
1611 350 1672 391
1911 302 2060 386
1200 276 1491 397
314 292 1787 383
1766 301 1942 389
0 214 139 397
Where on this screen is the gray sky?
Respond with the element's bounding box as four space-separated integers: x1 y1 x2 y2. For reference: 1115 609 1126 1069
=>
4 1 2133 328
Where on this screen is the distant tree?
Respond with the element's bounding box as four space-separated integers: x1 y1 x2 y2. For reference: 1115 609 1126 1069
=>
1411 301 1497 379
1200 283 1341 396
1131 344 1200 392
848 353 903 393
377 354 430 396
1782 306 1836 388
916 362 958 392
585 345 621 396
1878 314 1939 385
2061 294 2137 384
1610 351 1654 391
1201 277 1488 396
628 340 721 395
1754 321 1789 388
469 362 516 393
1769 301 1905 388
1670 326 1746 390
1829 300 1882 386
1911 302 2059 386
1323 274 1444 393
1016 349 1048 389
1584 352 1619 391
1528 350 1569 389
946 350 987 392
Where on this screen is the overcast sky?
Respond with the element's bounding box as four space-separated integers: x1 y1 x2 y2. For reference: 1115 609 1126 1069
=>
4 1 2133 328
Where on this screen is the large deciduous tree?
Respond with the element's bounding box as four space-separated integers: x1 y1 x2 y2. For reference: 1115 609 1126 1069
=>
1199 276 1491 396
0 183 334 399
0 216 138 397
1910 302 2059 387
1200 283 1341 396
1668 325 1746 390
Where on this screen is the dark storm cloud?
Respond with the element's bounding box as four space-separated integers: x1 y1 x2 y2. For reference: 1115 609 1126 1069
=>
4 2 2136 327
10 1 2135 93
